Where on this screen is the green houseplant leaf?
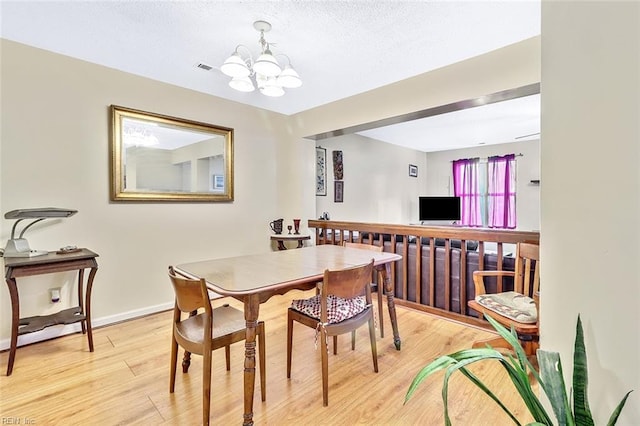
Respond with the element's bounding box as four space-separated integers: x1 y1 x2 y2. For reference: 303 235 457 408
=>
405 314 632 426
537 350 574 426
572 315 594 426
606 391 632 426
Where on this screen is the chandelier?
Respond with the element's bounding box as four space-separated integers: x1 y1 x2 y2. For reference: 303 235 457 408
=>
220 20 302 97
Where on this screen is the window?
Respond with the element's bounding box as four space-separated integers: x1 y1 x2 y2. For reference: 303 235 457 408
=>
453 154 517 229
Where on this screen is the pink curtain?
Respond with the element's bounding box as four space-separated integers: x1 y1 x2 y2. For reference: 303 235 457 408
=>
488 154 516 229
453 158 482 227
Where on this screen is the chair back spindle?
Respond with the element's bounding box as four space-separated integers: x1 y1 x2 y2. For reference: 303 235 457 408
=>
514 243 540 297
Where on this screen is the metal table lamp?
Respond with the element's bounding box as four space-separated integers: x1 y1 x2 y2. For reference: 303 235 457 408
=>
3 207 77 258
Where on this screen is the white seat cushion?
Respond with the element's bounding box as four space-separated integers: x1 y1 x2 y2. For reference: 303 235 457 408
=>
291 294 366 324
475 291 537 324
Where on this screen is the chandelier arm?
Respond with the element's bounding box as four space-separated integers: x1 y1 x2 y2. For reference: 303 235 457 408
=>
274 53 293 67
234 44 255 67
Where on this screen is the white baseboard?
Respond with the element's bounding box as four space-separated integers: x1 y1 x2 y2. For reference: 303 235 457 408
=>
0 302 174 352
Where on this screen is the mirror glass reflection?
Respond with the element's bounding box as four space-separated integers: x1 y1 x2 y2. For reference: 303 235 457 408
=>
111 106 233 202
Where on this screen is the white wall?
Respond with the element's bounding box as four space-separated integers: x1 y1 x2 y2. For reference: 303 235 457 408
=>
425 139 540 231
314 134 427 223
541 2 639 424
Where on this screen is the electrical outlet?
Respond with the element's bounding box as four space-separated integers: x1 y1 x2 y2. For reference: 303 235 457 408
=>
50 288 61 303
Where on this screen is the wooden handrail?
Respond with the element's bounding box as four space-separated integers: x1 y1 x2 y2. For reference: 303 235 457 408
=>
307 220 540 329
308 220 539 245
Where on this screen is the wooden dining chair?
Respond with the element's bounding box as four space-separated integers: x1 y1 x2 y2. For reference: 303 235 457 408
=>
467 242 540 356
343 242 386 338
287 260 378 406
167 266 266 426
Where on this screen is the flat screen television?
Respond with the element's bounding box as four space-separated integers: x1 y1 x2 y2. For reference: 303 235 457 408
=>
418 196 461 222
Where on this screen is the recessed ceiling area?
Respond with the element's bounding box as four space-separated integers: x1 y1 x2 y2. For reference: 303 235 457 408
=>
357 93 540 153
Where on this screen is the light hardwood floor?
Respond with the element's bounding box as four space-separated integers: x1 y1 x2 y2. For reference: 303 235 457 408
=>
0 290 535 425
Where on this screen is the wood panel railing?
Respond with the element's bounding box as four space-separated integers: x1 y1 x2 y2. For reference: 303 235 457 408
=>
307 220 540 329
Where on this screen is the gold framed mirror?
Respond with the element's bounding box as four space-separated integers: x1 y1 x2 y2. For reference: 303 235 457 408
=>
110 105 233 202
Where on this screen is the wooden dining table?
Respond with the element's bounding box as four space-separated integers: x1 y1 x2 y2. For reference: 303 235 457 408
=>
175 244 402 426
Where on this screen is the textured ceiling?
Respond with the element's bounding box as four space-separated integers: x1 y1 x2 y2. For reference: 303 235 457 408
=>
0 0 541 151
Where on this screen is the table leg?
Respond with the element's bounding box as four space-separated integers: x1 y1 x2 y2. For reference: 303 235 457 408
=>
85 266 98 352
277 240 287 250
5 275 19 376
381 263 401 350
78 269 86 334
243 294 260 426
297 240 304 248
181 350 192 373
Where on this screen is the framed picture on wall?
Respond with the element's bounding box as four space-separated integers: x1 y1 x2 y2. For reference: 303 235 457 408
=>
334 180 344 203
409 164 418 177
316 147 327 196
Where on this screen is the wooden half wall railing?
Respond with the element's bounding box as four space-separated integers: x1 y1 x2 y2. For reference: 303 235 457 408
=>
307 220 540 330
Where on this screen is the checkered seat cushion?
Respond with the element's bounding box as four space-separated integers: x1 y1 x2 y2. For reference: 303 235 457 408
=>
290 294 367 324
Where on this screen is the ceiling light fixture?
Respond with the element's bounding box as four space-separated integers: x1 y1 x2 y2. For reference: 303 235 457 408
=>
221 20 302 97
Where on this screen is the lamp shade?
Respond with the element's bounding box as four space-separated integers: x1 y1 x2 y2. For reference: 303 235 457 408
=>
253 50 281 77
260 85 285 97
257 75 285 97
277 65 302 88
229 76 255 92
221 53 250 78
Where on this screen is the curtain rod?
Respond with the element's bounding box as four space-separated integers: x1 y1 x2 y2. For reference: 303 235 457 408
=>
450 153 523 163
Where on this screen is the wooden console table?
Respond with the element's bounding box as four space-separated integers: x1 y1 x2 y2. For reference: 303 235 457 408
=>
3 248 99 376
270 234 310 250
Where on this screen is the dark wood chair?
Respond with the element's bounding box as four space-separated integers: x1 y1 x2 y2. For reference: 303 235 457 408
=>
467 242 540 356
343 242 386 338
287 260 378 406
167 266 266 425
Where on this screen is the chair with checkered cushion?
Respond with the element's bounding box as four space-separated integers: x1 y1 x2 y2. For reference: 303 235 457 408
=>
344 242 386 338
467 242 540 356
287 259 378 406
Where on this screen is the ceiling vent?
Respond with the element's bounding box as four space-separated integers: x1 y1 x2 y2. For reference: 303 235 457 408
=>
196 63 213 71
